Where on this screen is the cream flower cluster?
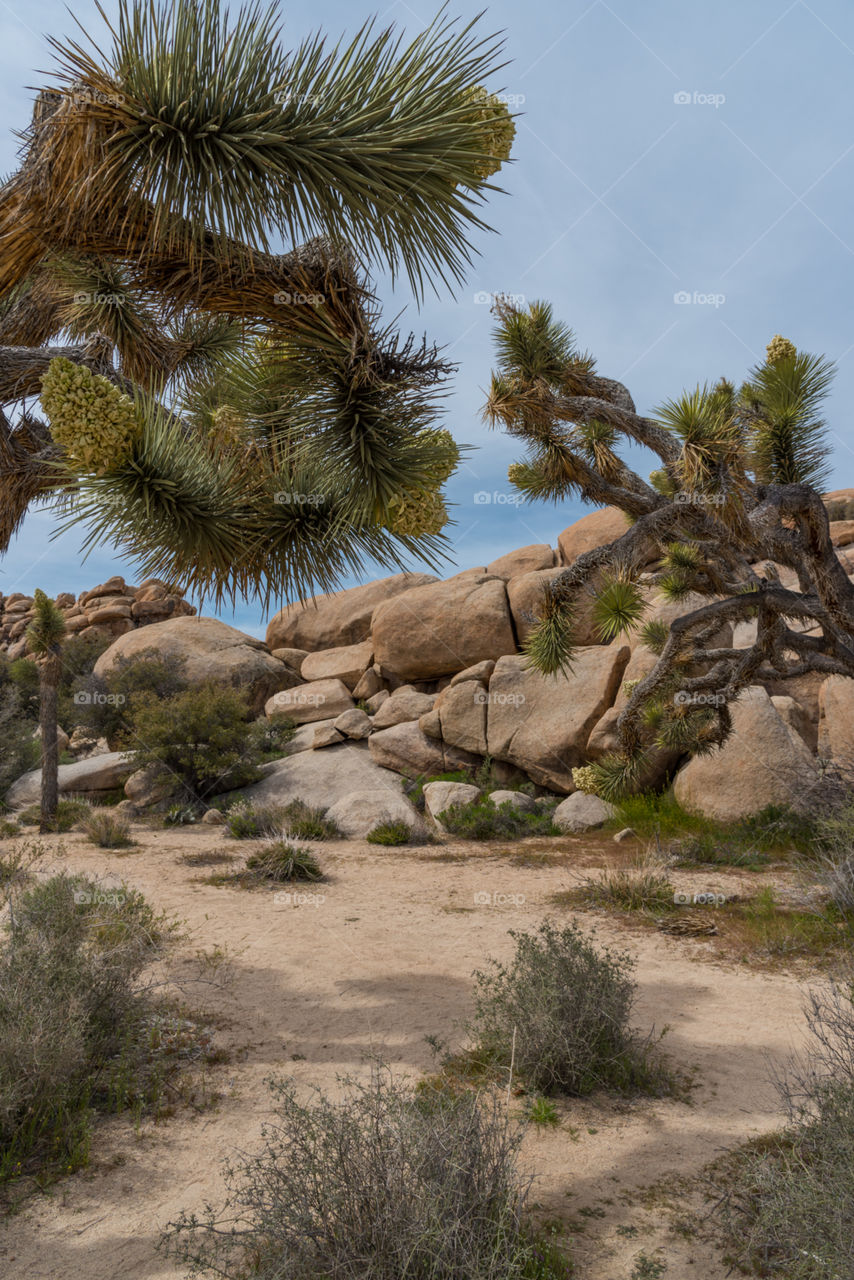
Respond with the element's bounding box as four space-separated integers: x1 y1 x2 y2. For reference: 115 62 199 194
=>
41 357 138 475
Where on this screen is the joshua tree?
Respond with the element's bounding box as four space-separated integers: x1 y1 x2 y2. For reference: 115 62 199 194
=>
485 301 852 798
0 0 515 608
25 590 67 829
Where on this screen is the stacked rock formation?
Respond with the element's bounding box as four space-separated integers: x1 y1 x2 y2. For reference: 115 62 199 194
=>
0 576 196 660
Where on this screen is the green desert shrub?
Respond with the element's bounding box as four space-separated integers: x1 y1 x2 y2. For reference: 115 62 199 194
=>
162 1066 570 1280
70 649 190 747
0 871 168 1181
0 686 39 809
468 919 671 1097
717 977 854 1278
17 797 91 832
224 800 286 839
280 799 340 841
246 716 297 760
82 811 135 849
367 820 413 845
244 842 323 883
440 797 558 841
126 682 263 806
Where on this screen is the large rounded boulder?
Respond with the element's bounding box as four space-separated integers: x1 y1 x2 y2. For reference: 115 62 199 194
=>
266 573 438 652
94 616 298 714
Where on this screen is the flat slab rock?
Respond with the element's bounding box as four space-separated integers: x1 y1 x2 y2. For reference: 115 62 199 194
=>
7 751 134 808
229 742 405 812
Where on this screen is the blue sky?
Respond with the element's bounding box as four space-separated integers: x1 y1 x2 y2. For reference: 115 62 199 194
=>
2 0 854 636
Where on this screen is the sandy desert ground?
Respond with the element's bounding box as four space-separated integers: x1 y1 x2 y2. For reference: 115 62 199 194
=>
0 825 816 1280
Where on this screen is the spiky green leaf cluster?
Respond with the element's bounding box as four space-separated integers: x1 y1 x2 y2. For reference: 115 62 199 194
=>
41 357 139 475
742 344 834 490
51 0 513 293
523 587 576 677
591 572 646 641
637 618 670 654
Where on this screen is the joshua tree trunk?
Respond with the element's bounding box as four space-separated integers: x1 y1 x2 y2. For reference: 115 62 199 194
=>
38 652 61 832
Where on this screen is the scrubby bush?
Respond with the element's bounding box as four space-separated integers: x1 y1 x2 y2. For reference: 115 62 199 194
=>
0 686 39 808
440 797 558 841
575 853 676 913
127 682 263 806
225 801 286 839
70 649 190 747
244 842 323 883
367 820 413 845
280 800 340 841
246 716 297 760
0 871 168 1180
82 811 135 849
162 1066 570 1280
468 919 671 1097
17 796 91 832
717 976 854 1278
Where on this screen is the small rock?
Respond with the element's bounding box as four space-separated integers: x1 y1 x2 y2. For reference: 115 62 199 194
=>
553 792 615 834
423 781 482 826
488 789 538 812
365 689 390 713
313 722 346 748
613 827 637 843
333 708 372 740
201 808 226 825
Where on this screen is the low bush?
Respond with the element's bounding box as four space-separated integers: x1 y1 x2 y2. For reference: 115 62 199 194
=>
716 975 854 1278
246 716 297 760
573 854 676 914
244 842 323 883
367 820 413 845
0 686 39 810
69 649 189 747
468 919 672 1097
127 682 263 806
280 799 340 841
224 800 285 839
162 1066 571 1280
440 797 558 841
17 797 91 832
82 812 135 849
0 871 170 1182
